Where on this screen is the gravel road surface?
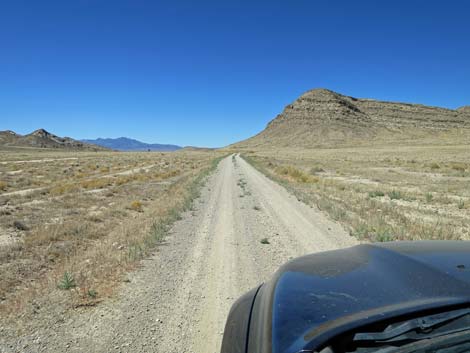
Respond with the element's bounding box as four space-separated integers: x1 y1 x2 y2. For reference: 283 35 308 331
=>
1 154 357 353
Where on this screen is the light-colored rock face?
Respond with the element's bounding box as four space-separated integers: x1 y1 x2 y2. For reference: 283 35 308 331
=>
234 88 470 148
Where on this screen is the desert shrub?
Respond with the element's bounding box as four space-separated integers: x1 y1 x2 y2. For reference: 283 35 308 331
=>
388 190 403 200
150 221 167 242
429 163 440 170
309 166 325 175
458 199 465 210
0 181 7 191
260 238 270 244
49 183 78 195
13 220 29 231
450 163 466 172
74 172 88 179
128 242 145 261
368 190 385 198
80 178 111 189
87 214 103 223
58 272 76 290
375 229 394 242
87 289 97 298
329 205 348 221
350 223 370 239
129 200 143 212
115 176 131 186
425 193 433 202
287 167 304 180
168 207 182 221
275 166 292 176
275 165 313 183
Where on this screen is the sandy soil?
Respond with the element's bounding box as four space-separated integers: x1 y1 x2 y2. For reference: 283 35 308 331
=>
1 187 46 197
0 157 79 165
1 155 356 353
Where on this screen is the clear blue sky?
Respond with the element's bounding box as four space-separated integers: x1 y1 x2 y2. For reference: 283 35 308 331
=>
1 0 469 147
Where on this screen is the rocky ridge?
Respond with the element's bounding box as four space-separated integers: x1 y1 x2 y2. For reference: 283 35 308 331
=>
234 89 470 148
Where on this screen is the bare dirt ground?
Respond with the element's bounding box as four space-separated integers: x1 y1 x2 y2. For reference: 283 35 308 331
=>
239 144 470 243
1 155 356 353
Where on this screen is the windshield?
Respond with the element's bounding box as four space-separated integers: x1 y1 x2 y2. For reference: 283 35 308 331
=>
315 307 470 353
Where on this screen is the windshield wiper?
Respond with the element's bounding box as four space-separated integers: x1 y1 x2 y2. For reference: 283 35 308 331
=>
353 308 470 344
374 329 470 353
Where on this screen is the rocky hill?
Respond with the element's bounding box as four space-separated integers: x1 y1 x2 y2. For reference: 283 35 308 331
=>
232 89 470 149
0 129 107 150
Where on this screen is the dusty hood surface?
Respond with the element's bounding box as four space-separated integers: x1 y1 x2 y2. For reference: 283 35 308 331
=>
268 241 470 353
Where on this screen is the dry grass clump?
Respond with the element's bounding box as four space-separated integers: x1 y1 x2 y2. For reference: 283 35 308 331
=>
128 200 143 212
450 162 466 172
274 165 318 183
115 175 132 186
49 183 78 195
80 178 113 189
0 181 7 191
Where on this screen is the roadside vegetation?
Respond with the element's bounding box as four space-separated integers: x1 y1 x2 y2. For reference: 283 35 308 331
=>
0 149 223 324
241 144 470 243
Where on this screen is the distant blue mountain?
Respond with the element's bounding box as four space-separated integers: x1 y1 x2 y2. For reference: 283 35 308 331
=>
81 137 182 151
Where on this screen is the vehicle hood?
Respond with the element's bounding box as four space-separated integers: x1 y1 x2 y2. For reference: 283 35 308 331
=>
267 241 470 353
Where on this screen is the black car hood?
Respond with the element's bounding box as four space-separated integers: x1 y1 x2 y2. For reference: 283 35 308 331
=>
267 241 470 353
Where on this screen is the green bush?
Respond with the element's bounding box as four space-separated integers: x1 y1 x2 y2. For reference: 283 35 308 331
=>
58 272 76 290
87 289 98 298
425 193 433 202
388 190 403 200
368 190 385 198
350 223 370 240
375 231 394 242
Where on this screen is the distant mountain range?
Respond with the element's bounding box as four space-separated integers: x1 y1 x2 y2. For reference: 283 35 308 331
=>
0 129 186 152
81 137 182 151
0 129 107 150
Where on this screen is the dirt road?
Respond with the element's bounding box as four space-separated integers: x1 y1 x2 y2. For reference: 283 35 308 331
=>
2 155 357 353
